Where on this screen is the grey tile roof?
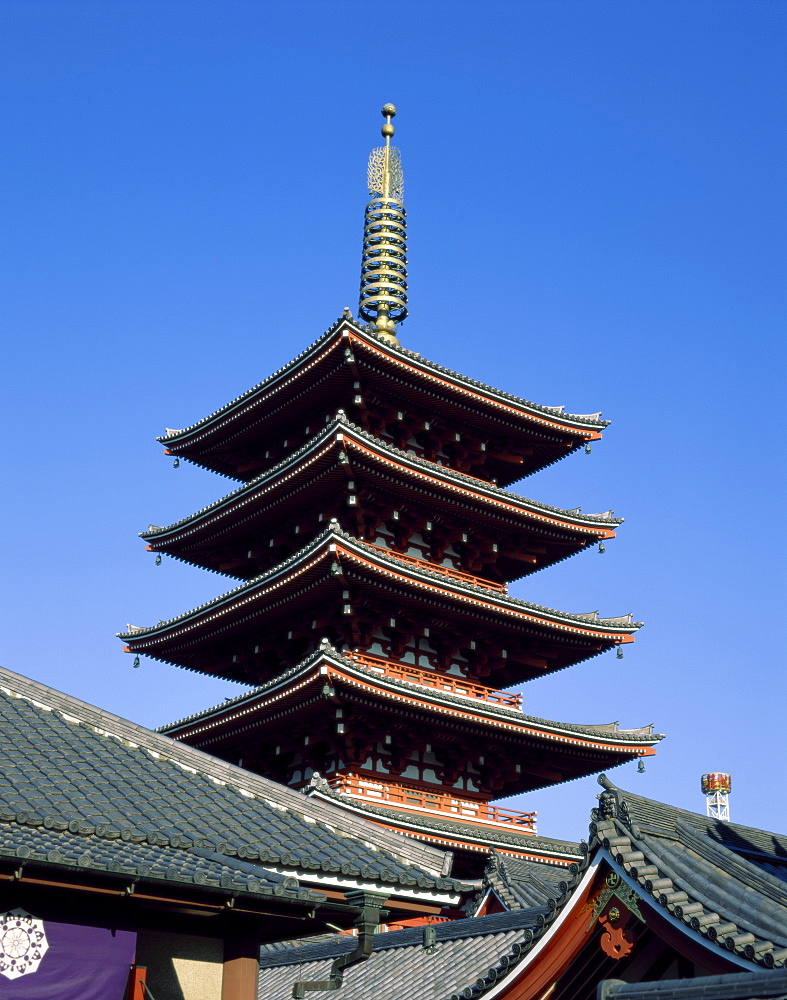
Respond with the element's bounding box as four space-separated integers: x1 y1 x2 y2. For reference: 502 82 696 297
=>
158 318 608 451
480 850 577 910
143 415 622 547
257 907 557 1000
0 823 309 900
596 777 787 876
599 967 787 999
592 776 787 969
119 525 643 641
0 665 470 901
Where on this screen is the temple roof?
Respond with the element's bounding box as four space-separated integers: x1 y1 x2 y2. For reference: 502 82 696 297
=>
301 780 586 863
257 906 566 1000
158 319 609 483
161 645 660 752
598 968 787 999
143 416 620 581
592 775 787 957
0 664 472 905
595 775 787 879
480 850 584 908
255 778 787 999
120 526 641 677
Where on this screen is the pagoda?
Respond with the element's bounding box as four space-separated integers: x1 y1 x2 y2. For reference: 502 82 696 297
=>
120 105 661 879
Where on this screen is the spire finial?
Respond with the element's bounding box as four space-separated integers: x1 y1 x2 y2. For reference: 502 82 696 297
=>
359 103 408 345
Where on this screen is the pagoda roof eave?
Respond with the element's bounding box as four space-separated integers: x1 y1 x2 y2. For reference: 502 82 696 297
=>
159 647 662 753
141 416 622 552
120 525 643 648
302 784 585 863
157 318 609 454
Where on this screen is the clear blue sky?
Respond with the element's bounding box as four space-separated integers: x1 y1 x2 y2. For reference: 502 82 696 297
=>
2 0 785 842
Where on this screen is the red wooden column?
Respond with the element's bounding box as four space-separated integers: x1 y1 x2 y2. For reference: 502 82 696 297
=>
126 966 147 1000
222 928 260 1000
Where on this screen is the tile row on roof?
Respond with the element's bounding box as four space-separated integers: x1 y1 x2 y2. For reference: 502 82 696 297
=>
598 967 787 1000
0 664 470 900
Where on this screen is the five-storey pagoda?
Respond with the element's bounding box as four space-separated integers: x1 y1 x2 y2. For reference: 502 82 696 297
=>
121 106 661 879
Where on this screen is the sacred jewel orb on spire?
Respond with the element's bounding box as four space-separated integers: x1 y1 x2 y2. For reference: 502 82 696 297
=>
359 103 408 346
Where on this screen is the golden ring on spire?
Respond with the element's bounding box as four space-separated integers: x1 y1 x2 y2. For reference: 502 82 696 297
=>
359 105 407 344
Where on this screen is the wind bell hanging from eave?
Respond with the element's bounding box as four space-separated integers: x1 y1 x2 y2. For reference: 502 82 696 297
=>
358 104 408 346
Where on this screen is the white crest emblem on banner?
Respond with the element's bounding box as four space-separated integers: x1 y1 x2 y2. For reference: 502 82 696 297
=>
0 908 49 979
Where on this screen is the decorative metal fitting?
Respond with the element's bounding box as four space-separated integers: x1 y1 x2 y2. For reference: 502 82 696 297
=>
359 104 407 344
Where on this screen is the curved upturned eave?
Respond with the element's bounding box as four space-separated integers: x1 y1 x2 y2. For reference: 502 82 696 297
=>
141 418 621 561
304 787 585 862
119 526 642 649
590 777 787 971
160 650 661 755
156 318 609 455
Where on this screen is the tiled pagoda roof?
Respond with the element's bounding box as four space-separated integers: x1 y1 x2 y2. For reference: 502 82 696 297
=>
157 319 609 482
158 318 609 445
161 645 660 752
158 645 659 799
143 416 620 579
0 664 471 903
121 525 641 651
302 778 586 863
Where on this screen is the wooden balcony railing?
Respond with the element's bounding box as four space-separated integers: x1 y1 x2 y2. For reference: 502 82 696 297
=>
363 542 508 594
328 774 537 833
342 650 522 710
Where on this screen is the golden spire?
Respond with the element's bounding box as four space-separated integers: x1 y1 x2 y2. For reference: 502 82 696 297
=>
358 103 408 345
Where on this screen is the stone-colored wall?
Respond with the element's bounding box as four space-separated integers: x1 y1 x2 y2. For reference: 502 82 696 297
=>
136 930 223 1000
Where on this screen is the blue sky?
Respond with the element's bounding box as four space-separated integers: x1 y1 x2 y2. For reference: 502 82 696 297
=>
2 0 785 842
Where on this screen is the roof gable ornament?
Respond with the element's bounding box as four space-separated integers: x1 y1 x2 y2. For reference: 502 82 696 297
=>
359 104 408 346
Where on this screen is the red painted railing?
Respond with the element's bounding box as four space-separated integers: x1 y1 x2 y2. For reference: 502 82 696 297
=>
363 542 508 594
328 774 537 832
342 650 522 709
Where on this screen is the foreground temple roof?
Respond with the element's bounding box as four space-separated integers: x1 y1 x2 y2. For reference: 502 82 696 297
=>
158 319 609 484
598 968 787 999
591 775 787 952
0 665 472 913
256 776 787 998
258 907 559 1000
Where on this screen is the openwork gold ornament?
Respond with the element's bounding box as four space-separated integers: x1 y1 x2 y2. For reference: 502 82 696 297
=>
367 146 404 202
359 104 408 344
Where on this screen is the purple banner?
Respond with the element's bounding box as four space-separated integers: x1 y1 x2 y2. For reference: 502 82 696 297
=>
0 909 135 999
